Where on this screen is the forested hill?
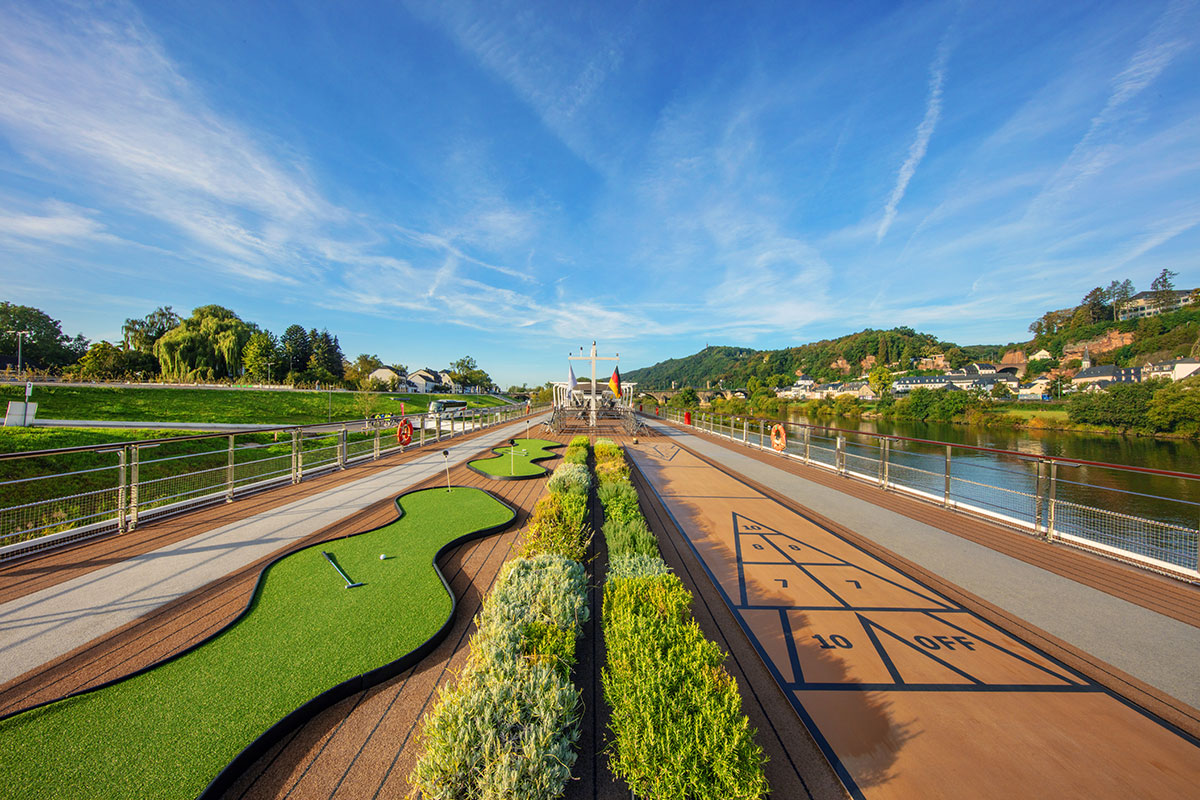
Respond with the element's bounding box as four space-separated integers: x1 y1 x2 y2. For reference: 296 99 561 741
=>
625 328 1004 389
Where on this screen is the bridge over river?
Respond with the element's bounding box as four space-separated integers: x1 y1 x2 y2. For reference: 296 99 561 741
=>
0 406 1196 798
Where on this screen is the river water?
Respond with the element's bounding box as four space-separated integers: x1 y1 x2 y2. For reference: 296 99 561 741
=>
690 409 1200 572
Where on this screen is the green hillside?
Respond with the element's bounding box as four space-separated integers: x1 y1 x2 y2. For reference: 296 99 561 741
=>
626 308 1200 391
625 328 953 389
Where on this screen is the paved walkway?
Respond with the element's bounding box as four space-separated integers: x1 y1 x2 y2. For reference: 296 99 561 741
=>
629 433 1200 799
641 418 1200 710
0 417 542 685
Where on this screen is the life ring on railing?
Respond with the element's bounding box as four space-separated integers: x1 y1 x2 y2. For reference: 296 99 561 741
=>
397 418 414 445
770 424 787 452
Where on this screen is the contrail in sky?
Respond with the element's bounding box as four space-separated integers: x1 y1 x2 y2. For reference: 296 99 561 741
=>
877 34 953 242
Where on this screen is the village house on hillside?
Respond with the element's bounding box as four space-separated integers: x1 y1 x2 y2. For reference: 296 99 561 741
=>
1143 358 1200 382
1117 289 1198 321
1073 365 1142 390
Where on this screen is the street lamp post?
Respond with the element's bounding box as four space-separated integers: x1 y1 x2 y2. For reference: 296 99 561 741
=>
266 361 276 385
5 330 32 378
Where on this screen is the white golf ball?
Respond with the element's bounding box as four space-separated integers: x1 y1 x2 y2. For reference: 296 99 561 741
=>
379 554 386 560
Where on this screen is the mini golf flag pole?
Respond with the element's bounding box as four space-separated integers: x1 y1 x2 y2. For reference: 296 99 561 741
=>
322 550 363 588
510 439 517 474
442 449 451 491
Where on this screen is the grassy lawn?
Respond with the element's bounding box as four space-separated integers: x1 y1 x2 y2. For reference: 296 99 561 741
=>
0 486 515 800
0 385 510 425
1000 407 1070 421
468 438 561 478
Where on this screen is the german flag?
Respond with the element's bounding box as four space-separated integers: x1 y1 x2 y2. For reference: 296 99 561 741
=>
608 366 621 397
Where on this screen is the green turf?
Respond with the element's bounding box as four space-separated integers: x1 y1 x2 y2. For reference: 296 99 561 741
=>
468 437 561 477
0 385 509 425
0 486 514 800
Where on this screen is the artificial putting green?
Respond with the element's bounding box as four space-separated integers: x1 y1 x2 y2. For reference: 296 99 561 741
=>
0 486 514 800
467 437 562 479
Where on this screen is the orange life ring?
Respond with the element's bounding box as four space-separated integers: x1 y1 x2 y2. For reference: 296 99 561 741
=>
770 424 787 452
397 418 414 445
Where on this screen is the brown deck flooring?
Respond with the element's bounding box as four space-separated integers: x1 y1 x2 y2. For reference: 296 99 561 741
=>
627 438 1200 799
656 420 1200 736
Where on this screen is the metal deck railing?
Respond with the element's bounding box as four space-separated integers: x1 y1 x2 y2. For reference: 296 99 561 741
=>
649 408 1200 583
0 404 540 562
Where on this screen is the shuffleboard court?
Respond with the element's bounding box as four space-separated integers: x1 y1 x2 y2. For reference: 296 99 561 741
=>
630 441 1200 799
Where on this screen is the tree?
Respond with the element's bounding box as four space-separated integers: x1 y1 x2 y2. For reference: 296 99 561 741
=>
153 305 253 381
345 353 385 388
1078 287 1109 326
668 387 698 408
122 306 181 354
867 365 892 398
449 355 491 390
1048 375 1071 398
990 382 1013 400
75 341 126 379
1151 268 1178 311
242 331 281 382
307 329 344 381
1147 376 1200 435
832 393 861 417
1105 279 1135 320
0 302 89 369
280 325 311 375
945 347 969 369
1067 381 1159 430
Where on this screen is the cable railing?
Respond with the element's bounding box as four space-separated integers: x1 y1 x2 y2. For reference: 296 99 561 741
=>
649 407 1200 582
0 403 541 561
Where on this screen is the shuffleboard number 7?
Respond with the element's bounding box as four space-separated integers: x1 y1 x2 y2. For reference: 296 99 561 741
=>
846 580 861 589
775 578 788 588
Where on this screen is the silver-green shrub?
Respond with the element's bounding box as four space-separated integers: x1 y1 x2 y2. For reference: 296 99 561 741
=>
410 555 589 800
547 462 591 496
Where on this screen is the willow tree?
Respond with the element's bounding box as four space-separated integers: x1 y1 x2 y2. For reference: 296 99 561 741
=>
153 305 254 381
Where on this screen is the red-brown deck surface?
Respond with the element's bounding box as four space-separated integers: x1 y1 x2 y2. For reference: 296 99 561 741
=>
629 440 1200 799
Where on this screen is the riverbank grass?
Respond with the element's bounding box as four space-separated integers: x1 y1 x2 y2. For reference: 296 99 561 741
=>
0 384 509 425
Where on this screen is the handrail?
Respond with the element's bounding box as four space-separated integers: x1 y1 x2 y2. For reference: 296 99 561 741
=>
646 406 1200 482
0 404 529 461
646 406 1200 580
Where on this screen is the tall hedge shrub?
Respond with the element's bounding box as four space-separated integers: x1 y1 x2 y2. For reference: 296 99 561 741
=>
594 440 767 799
410 446 597 798
410 555 588 799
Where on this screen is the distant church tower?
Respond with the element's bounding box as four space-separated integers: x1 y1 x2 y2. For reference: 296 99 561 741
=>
1081 347 1092 369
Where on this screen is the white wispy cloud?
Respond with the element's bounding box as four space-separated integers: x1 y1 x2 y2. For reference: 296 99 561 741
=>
0 201 111 245
0 2 334 282
876 32 953 242
1030 0 1195 212
402 0 632 170
0 1 576 337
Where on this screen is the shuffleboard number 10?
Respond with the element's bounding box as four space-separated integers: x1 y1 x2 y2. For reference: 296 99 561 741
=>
812 634 853 649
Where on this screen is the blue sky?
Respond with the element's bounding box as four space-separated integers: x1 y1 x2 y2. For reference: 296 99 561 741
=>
0 0 1197 387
